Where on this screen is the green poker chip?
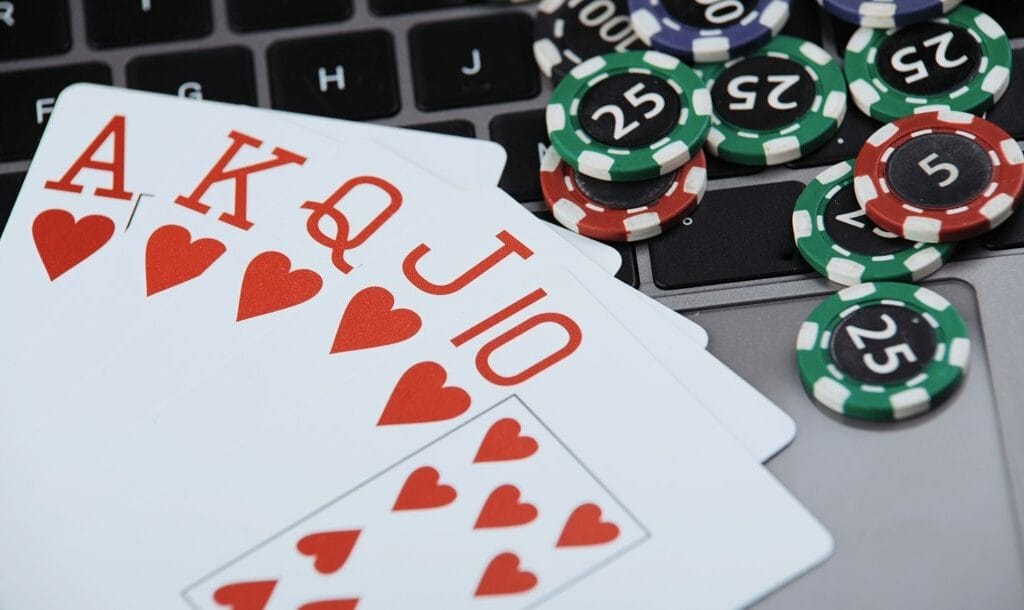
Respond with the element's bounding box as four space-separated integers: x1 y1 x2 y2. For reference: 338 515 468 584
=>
844 5 1012 123
696 35 847 166
796 282 970 421
546 50 711 181
792 160 956 286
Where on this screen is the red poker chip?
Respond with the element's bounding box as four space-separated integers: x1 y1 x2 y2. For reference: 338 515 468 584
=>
539 147 706 242
854 110 1024 243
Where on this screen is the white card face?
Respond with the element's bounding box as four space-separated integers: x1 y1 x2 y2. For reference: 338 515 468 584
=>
184 396 646 609
0 252 832 610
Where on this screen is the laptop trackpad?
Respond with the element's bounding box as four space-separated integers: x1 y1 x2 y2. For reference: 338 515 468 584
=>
692 281 1024 609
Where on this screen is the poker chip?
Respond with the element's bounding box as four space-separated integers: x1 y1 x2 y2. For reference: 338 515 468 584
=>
854 109 1024 243
628 0 791 64
698 35 847 166
533 0 646 82
818 0 963 29
546 50 712 181
793 160 955 286
540 146 706 241
796 281 970 421
843 5 1011 123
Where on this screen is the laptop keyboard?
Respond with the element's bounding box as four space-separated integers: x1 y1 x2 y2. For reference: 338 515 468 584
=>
2 0 1024 293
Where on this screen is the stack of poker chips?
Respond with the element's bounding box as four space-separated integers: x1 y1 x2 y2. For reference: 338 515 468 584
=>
535 0 845 242
789 2 1017 422
531 1 1021 422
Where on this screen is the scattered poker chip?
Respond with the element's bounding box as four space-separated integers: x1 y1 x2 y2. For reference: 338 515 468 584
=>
628 0 791 64
843 5 1011 123
540 146 706 241
818 0 963 29
793 160 955 286
796 281 970 421
854 109 1024 243
533 0 646 82
698 35 847 166
546 50 712 181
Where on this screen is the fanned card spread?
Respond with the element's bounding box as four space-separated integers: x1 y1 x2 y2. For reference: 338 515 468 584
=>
0 85 831 610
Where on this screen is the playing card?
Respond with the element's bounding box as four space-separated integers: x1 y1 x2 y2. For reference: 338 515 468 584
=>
184 396 646 609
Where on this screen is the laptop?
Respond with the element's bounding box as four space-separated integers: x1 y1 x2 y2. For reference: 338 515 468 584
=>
1 1 1022 607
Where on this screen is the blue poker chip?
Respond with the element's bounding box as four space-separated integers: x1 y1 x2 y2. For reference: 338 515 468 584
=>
629 0 791 63
817 0 963 28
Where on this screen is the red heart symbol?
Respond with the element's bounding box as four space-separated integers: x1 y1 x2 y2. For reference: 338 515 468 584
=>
212 580 276 610
237 251 322 321
556 503 620 547
296 529 360 575
298 599 359 610
474 552 537 597
393 466 457 511
377 361 470 426
145 224 226 296
32 209 115 280
473 418 538 463
474 484 538 529
331 286 421 354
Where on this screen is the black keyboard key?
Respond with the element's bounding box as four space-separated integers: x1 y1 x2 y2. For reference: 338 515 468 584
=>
0 172 25 234
268 30 400 121
984 208 1024 251
782 0 822 45
0 0 71 60
967 1 1024 38
533 210 639 287
126 46 257 105
787 106 881 169
0 63 112 162
706 155 762 180
227 0 352 32
370 0 477 16
406 120 476 138
649 182 809 289
612 242 638 287
490 110 548 203
84 0 212 48
409 14 539 111
985 49 1024 139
